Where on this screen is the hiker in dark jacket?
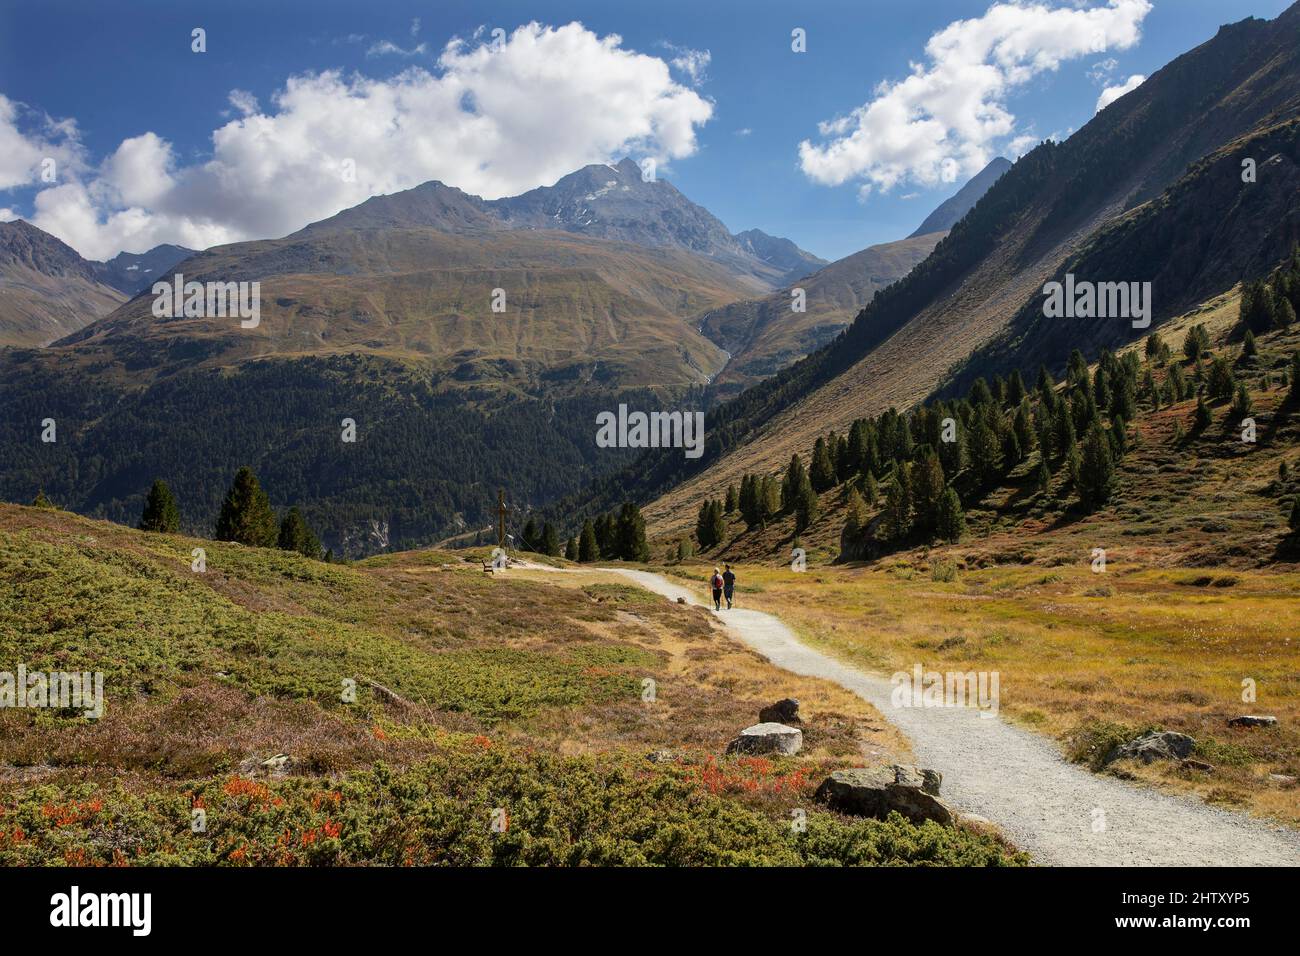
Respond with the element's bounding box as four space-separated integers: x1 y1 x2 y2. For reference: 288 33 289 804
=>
709 568 724 610
722 565 736 609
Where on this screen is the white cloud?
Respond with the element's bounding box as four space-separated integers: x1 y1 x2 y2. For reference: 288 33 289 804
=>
4 22 713 259
410 18 421 38
735 127 753 137
1087 56 1118 82
0 207 17 221
367 40 428 58
227 89 260 117
798 0 1151 196
662 44 711 86
1096 73 1145 111
0 94 85 191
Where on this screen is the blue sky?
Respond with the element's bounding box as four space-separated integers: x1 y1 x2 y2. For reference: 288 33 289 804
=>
0 0 1291 261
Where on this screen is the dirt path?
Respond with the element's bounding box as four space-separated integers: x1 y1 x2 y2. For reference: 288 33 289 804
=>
607 568 1300 866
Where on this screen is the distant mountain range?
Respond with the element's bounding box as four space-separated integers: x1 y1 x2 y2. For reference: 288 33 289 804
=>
0 220 191 346
91 243 196 295
0 143 1015 551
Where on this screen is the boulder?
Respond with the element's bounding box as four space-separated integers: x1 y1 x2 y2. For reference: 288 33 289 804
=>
676 597 687 605
815 766 951 825
725 722 803 756
1105 730 1195 765
1228 715 1278 728
758 698 801 724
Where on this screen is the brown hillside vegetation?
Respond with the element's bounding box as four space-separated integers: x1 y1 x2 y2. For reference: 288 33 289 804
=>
0 504 1027 865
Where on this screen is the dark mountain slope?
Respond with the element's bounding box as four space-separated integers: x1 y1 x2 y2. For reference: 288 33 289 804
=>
945 116 1300 397
558 4 1300 539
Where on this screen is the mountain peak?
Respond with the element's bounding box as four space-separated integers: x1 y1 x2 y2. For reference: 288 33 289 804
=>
613 156 643 178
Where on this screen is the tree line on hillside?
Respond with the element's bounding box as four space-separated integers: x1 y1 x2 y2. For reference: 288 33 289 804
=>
134 468 329 561
521 502 650 564
692 268 1300 563
0 353 658 555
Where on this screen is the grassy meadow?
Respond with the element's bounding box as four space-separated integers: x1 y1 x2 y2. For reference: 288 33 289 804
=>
0 504 1022 866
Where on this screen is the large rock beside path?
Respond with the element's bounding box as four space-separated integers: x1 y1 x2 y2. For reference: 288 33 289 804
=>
1105 730 1195 765
814 765 952 825
725 722 803 756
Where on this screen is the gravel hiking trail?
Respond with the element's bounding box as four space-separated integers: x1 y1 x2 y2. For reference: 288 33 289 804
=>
605 568 1300 866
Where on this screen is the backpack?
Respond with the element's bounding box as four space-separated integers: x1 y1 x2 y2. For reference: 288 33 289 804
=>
711 574 723 589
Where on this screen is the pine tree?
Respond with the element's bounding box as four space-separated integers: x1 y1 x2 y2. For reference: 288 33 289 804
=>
277 507 321 558
862 471 879 508
969 377 993 407
1053 402 1076 463
1168 362 1188 402
594 513 616 559
794 475 819 532
1230 383 1253 422
521 517 539 551
541 521 561 557
696 500 717 549
1242 329 1257 358
1077 423 1115 509
709 500 726 546
1093 364 1112 412
215 467 278 547
578 521 598 562
1207 355 1236 400
936 487 965 543
1110 375 1136 422
32 490 57 510
1007 369 1027 407
810 437 836 492
564 536 578 561
884 462 912 539
1034 457 1051 495
139 479 180 533
1067 349 1091 393
1145 332 1163 360
781 454 806 512
724 483 738 514
911 450 946 534
1194 394 1212 432
615 502 650 562
968 410 1001 487
1290 497 1300 534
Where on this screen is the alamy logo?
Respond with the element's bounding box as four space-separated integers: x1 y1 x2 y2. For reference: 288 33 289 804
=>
1042 273 1151 329
0 667 103 718
595 404 704 459
152 273 260 328
50 886 151 936
890 663 999 718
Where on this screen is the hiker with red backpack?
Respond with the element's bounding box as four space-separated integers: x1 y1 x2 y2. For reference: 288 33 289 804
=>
709 568 724 610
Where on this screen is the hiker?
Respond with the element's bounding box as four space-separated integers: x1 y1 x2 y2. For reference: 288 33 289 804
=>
709 567 724 610
722 564 736 609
